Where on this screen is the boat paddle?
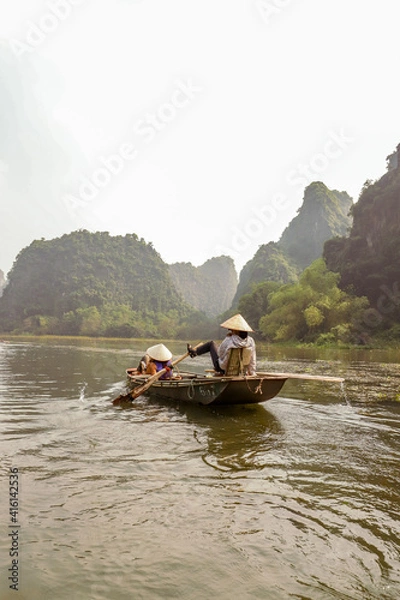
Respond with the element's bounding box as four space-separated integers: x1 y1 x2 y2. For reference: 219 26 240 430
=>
257 371 344 383
112 342 203 406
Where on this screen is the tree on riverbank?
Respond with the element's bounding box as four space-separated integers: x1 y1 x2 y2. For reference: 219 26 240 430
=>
258 259 369 344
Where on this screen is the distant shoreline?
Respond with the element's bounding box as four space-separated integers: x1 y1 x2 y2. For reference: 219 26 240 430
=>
1 334 399 351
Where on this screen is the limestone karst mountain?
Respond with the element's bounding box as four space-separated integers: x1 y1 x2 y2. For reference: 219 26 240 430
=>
324 144 400 315
233 182 353 304
169 256 237 317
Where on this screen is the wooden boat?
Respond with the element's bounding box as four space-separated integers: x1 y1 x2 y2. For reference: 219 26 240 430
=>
113 347 344 407
125 368 288 406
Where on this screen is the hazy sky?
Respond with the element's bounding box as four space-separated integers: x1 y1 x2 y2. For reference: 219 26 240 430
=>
0 0 399 276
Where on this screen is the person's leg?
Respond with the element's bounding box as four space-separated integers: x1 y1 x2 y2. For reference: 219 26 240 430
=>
208 341 224 374
189 341 224 373
193 341 212 356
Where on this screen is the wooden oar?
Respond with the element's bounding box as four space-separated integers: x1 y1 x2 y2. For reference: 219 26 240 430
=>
112 342 203 405
257 371 344 383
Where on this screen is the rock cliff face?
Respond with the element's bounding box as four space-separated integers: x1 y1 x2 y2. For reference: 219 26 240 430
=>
169 256 237 317
324 143 400 307
232 242 298 306
279 182 353 270
233 182 353 304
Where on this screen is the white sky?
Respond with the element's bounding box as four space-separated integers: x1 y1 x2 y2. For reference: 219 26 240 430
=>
1 0 399 275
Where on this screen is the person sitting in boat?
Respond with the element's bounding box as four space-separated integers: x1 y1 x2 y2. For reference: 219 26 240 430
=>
143 343 174 380
187 314 257 376
136 353 150 374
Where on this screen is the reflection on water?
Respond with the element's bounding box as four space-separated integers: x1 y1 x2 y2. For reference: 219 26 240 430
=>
1 339 400 599
177 403 283 471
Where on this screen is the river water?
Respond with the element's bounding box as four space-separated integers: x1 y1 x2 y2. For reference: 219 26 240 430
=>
0 338 399 599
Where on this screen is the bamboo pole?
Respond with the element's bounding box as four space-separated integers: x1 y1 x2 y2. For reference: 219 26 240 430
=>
257 371 344 383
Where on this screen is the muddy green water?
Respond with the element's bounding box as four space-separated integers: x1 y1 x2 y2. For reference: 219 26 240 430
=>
1 339 399 599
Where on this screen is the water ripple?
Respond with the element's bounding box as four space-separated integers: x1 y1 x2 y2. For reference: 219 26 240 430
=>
1 341 400 599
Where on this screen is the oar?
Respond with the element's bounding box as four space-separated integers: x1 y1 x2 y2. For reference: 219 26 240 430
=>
257 371 344 383
112 342 203 405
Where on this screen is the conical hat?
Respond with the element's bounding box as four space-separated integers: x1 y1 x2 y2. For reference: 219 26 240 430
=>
220 314 253 332
146 343 172 361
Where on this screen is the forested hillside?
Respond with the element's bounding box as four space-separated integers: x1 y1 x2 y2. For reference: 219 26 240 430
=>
232 242 298 305
169 256 237 317
233 182 353 305
0 231 212 338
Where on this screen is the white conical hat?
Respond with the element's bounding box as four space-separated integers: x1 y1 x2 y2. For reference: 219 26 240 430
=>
146 343 172 361
220 314 253 332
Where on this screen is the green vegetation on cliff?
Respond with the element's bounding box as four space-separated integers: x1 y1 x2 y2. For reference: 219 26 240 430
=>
279 182 352 270
238 281 281 329
324 144 400 338
0 231 213 338
232 182 353 307
236 152 400 346
232 242 298 305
